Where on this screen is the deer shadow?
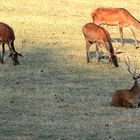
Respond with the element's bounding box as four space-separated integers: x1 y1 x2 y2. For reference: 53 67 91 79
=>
112 38 140 45
89 51 108 59
89 51 111 64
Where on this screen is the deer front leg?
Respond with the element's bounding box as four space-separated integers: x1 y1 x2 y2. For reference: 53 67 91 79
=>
122 98 134 108
119 26 124 48
125 98 139 108
132 103 138 108
132 97 140 108
1 43 5 64
96 44 99 63
129 27 139 49
85 40 91 63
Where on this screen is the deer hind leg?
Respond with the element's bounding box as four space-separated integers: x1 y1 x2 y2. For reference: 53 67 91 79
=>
122 98 137 108
1 43 5 64
85 40 91 63
96 44 100 63
129 27 139 49
122 99 132 107
119 26 124 48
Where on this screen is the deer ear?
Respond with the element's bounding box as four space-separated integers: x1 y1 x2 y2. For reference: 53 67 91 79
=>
17 53 23 57
133 76 138 80
115 46 123 55
9 53 12 57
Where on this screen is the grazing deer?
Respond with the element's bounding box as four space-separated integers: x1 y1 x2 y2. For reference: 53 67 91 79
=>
0 22 23 65
82 23 119 67
112 58 140 107
91 7 140 48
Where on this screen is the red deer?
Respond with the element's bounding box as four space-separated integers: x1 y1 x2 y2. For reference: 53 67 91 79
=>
82 23 119 67
91 7 140 48
0 22 23 65
112 58 140 107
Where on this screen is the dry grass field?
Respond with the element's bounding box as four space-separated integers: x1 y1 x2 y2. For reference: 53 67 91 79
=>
1 0 140 139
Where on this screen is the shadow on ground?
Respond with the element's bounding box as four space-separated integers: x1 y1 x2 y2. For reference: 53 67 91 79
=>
112 38 140 46
0 41 136 140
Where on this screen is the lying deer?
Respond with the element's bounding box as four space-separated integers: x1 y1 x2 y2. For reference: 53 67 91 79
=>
0 22 23 65
112 58 140 107
91 8 140 48
82 23 119 67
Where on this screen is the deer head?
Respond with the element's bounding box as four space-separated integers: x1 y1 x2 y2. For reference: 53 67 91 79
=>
125 57 140 83
9 51 23 65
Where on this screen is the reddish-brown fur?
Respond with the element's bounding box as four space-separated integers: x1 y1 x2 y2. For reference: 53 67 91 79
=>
112 58 140 107
82 23 118 67
91 8 140 48
0 22 22 65
112 80 140 107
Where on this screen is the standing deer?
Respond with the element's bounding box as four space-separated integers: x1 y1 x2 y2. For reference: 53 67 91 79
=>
91 7 140 48
0 22 23 65
82 23 119 67
112 58 140 107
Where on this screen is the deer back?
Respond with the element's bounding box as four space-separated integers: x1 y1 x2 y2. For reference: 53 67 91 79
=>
0 22 15 44
91 7 140 28
82 23 110 45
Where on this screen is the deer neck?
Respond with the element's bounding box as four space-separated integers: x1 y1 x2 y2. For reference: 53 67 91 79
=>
129 15 140 30
130 81 140 94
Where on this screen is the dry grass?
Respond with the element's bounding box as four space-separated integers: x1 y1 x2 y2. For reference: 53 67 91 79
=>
0 0 140 140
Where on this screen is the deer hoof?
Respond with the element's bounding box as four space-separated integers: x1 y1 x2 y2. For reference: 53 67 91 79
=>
1 61 4 64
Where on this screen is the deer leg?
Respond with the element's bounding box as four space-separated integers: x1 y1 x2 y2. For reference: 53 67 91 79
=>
132 97 140 108
85 40 91 63
123 98 139 108
8 41 20 65
1 43 5 64
132 103 138 108
9 41 16 52
129 27 139 49
119 26 124 47
96 44 99 63
131 101 138 108
122 99 132 108
104 42 112 62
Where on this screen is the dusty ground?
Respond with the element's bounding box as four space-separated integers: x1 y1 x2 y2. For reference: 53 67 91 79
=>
0 0 140 140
